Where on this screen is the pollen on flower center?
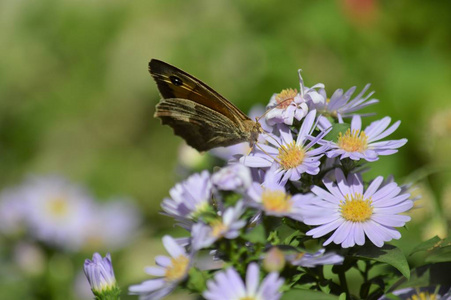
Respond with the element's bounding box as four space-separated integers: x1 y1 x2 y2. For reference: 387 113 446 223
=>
165 255 189 282
46 197 69 217
339 193 373 222
408 291 438 300
278 141 305 170
276 88 298 109
262 189 292 213
337 129 368 152
211 219 227 238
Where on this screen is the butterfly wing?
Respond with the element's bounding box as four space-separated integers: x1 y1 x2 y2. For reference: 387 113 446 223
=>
149 59 251 126
155 98 251 151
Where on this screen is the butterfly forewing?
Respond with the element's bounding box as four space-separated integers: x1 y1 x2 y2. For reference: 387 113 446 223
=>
149 59 250 125
150 59 262 151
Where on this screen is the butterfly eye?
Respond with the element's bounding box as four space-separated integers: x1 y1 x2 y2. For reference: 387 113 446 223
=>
169 75 183 86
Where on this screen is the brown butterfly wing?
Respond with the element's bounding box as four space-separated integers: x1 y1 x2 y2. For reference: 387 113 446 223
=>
155 98 252 151
149 59 251 126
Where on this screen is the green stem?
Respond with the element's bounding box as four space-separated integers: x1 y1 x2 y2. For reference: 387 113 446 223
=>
338 269 350 299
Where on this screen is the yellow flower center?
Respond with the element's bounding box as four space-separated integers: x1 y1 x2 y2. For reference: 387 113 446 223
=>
277 141 305 170
276 88 298 109
262 189 292 213
165 255 189 282
337 129 368 152
240 297 257 300
211 219 227 238
340 193 373 222
46 197 69 217
294 252 305 260
408 292 438 300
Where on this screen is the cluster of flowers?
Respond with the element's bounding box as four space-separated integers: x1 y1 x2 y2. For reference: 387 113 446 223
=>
86 70 416 299
0 175 140 251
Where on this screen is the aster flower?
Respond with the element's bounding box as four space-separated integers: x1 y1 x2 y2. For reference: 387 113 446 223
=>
84 253 120 298
287 248 344 267
0 187 27 235
242 110 329 183
312 84 379 120
301 168 413 248
191 201 246 250
246 166 317 222
378 286 451 300
326 114 407 162
203 263 284 300
211 164 252 193
161 171 212 229
84 199 141 250
129 235 192 300
20 175 95 251
266 70 324 126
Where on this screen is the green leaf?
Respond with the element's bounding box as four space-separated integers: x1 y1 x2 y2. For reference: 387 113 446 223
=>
410 236 451 263
186 268 207 293
353 244 410 279
322 123 350 142
386 262 451 292
282 289 340 300
242 223 266 244
409 236 442 255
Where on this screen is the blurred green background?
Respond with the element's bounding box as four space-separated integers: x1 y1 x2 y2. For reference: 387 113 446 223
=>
1 0 450 299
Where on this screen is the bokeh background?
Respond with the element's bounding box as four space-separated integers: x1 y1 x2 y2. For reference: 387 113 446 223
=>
1 0 450 299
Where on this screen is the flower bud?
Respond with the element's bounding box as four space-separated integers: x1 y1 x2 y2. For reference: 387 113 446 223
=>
83 253 120 299
263 247 286 273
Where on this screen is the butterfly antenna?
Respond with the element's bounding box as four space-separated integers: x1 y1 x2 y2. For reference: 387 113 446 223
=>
255 97 298 123
255 142 282 165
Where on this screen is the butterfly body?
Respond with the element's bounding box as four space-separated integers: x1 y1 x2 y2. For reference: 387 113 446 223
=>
150 59 263 151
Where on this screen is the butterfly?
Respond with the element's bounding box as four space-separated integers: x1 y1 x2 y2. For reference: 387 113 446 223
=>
149 59 263 152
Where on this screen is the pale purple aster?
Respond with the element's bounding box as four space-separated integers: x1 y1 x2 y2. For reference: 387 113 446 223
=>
265 70 324 126
242 110 329 184
0 187 27 235
301 168 413 248
191 201 246 250
287 249 344 267
246 166 317 222
161 171 212 229
203 262 284 300
211 164 252 193
326 114 407 162
129 235 191 300
312 84 379 120
20 175 95 251
83 253 119 294
84 198 141 250
379 286 451 300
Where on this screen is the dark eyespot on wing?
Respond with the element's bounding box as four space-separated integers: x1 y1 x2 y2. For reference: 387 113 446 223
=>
169 75 183 86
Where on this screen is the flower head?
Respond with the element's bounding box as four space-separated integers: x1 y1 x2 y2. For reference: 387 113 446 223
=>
246 166 316 221
191 201 246 250
312 84 379 119
21 175 95 251
265 71 324 126
326 115 407 162
242 110 329 184
161 171 212 229
301 168 413 248
129 235 192 300
211 163 252 193
203 263 284 300
84 253 120 297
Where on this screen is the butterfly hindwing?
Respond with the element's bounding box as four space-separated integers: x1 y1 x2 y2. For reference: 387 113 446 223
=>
155 98 250 151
